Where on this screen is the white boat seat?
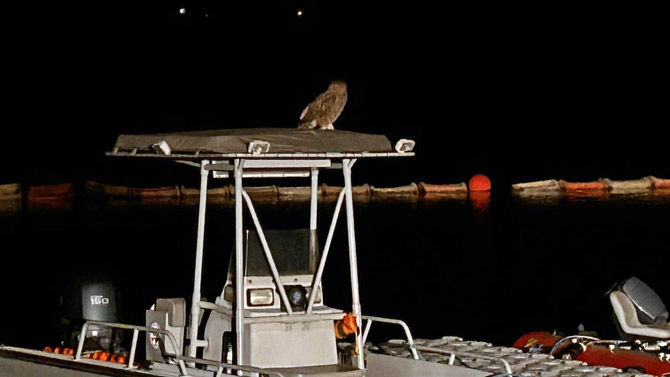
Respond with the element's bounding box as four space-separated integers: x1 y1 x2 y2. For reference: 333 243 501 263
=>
620 277 668 325
610 291 670 339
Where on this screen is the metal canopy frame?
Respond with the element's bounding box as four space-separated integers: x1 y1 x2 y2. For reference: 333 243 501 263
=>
110 150 413 371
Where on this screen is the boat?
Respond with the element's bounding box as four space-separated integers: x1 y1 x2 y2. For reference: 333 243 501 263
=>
514 277 669 377
1 128 657 377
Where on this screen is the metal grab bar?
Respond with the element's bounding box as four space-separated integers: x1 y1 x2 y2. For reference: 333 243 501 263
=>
548 335 602 356
74 321 188 375
75 321 286 377
412 345 513 375
361 315 420 360
178 355 286 377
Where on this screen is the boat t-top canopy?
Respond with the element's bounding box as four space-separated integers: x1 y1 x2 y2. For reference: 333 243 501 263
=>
108 128 414 370
111 128 413 159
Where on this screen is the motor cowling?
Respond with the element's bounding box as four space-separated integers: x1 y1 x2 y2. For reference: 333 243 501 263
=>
60 280 122 352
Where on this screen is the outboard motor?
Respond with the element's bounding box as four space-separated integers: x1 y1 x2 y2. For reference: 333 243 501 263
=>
609 277 670 341
60 280 122 352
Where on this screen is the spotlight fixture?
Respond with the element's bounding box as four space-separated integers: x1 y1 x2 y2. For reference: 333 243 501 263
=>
297 10 303 16
394 139 415 153
179 8 186 14
151 141 172 156
247 140 270 155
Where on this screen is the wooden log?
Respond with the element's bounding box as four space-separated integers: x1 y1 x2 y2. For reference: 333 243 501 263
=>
559 180 607 192
0 200 21 214
601 178 652 194
320 184 371 198
418 182 467 196
371 183 419 200
0 183 21 201
511 180 561 192
85 181 179 198
180 186 229 197
28 183 74 201
277 186 314 198
649 188 670 200
245 186 279 200
320 183 341 197
511 180 562 199
648 176 670 189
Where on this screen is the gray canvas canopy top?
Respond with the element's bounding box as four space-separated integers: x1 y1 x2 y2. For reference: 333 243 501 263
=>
113 128 397 158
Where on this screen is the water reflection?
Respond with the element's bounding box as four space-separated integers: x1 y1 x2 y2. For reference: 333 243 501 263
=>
1 191 668 350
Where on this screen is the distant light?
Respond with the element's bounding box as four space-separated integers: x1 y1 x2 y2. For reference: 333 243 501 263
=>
179 8 186 14
297 9 303 16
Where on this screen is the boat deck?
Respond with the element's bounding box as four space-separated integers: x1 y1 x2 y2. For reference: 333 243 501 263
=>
365 336 655 377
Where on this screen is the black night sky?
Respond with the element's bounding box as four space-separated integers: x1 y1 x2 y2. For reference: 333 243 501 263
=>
3 2 668 185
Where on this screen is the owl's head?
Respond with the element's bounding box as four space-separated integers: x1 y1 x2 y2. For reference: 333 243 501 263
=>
328 80 347 94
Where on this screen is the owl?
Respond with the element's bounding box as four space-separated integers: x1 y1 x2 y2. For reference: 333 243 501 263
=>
298 80 348 130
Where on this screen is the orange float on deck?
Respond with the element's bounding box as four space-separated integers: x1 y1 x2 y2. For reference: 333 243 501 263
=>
335 313 358 339
469 174 491 192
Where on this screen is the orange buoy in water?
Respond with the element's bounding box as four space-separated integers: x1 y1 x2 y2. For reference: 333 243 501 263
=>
469 174 491 192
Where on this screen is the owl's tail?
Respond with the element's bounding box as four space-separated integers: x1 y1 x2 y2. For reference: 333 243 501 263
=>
298 120 317 130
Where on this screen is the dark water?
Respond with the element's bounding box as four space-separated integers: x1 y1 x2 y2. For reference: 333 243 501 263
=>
1 193 669 350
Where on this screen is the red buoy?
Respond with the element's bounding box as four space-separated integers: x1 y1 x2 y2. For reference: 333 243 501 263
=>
469 174 491 192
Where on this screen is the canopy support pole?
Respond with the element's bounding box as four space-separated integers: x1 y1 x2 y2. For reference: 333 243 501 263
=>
306 188 346 314
343 158 364 370
234 159 245 365
188 160 209 358
309 168 319 272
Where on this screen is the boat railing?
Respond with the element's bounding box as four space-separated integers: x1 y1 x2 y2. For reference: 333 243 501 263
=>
361 316 512 374
75 320 285 377
410 345 513 375
75 321 188 374
178 354 285 377
361 315 420 360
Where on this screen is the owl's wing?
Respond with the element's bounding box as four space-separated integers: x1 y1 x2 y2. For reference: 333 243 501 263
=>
299 91 339 128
